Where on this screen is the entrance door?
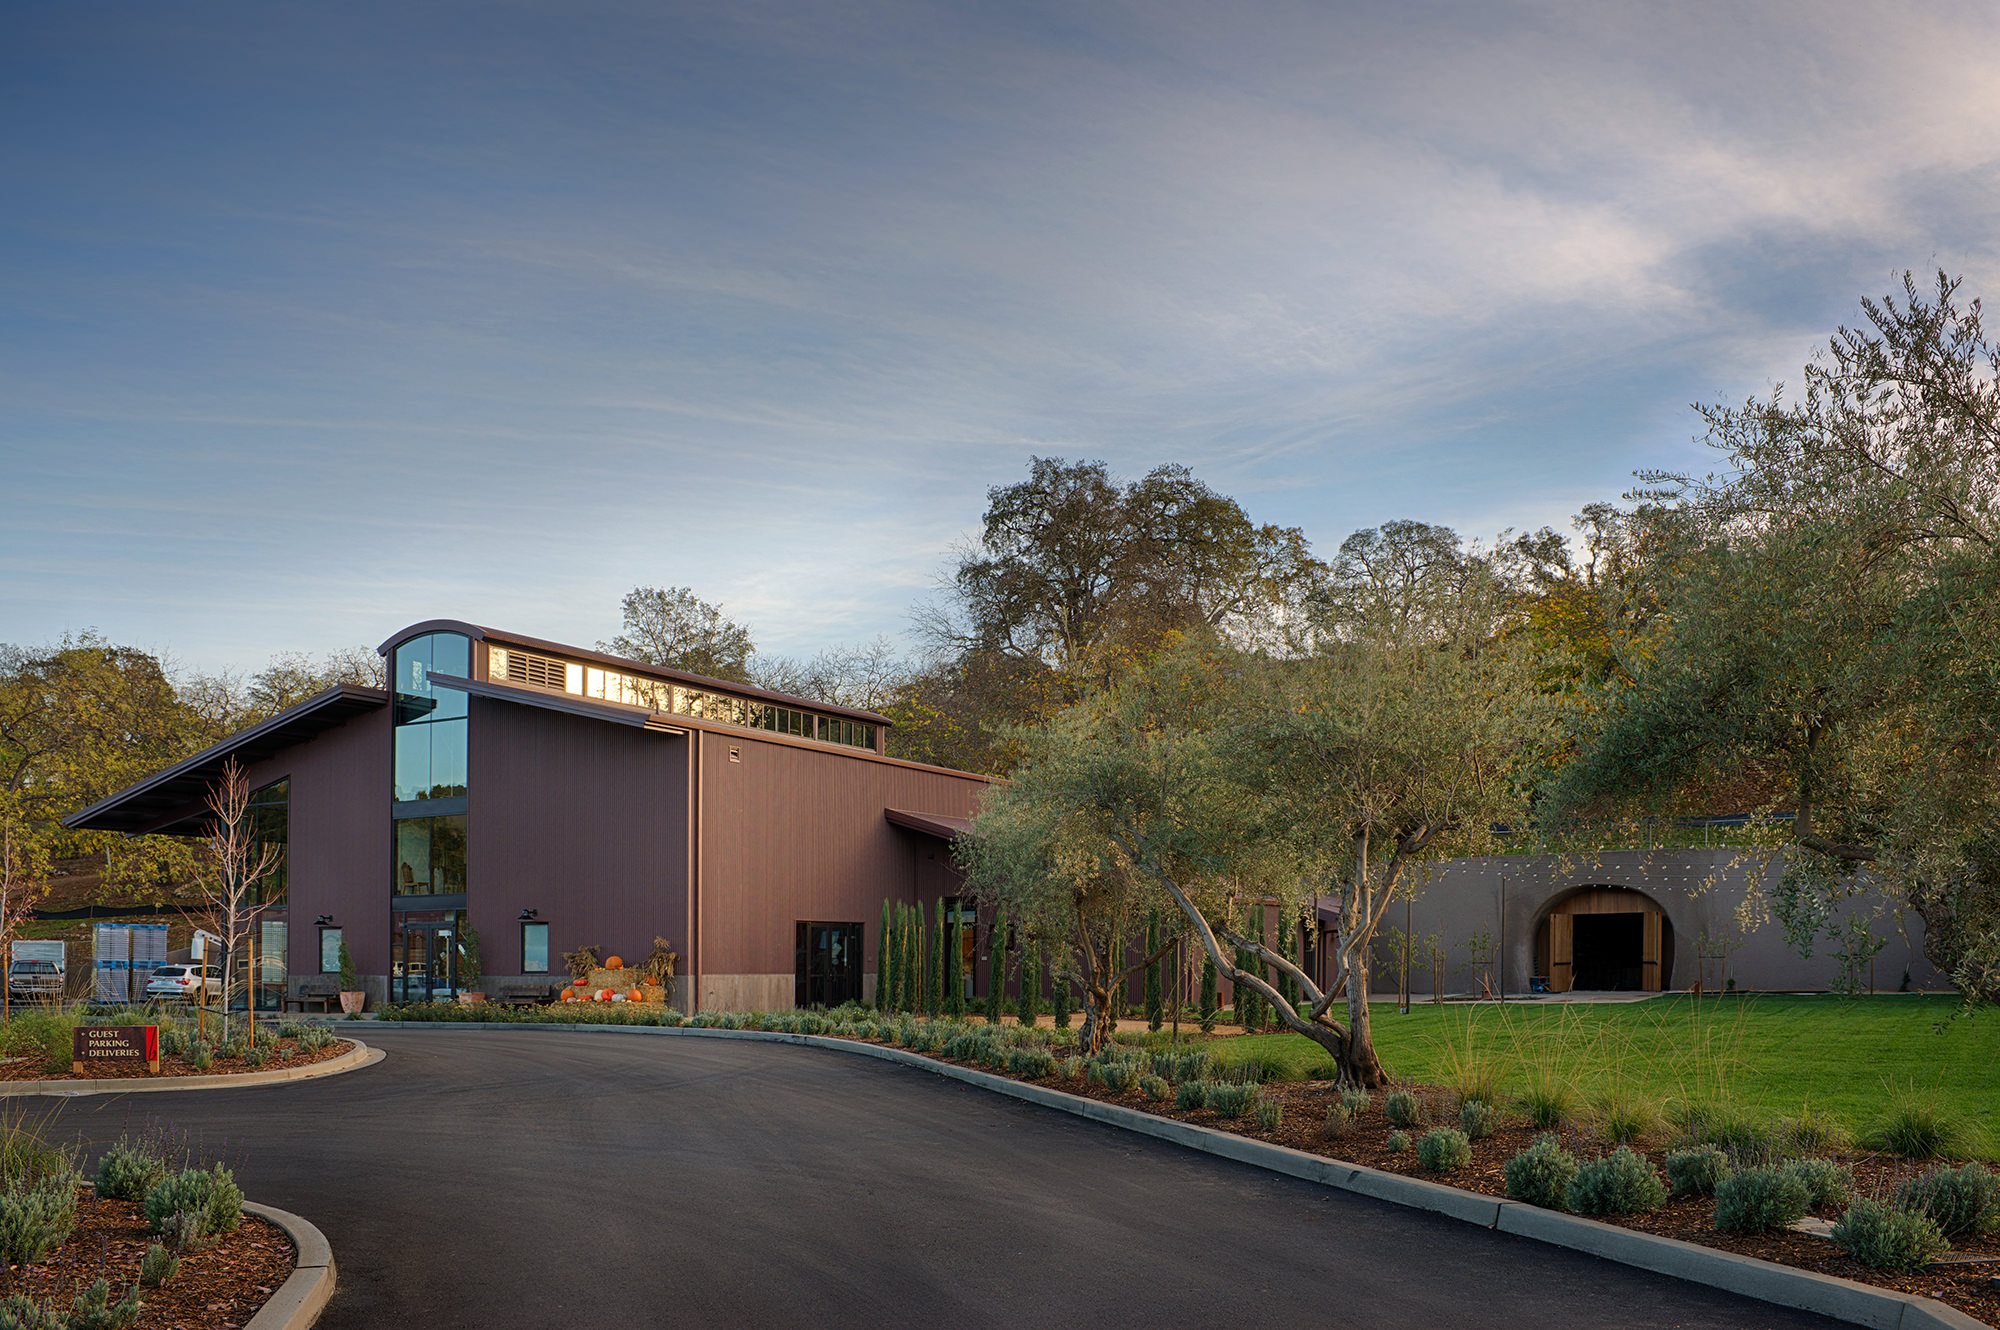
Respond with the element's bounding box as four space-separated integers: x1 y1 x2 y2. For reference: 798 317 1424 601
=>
396 921 456 1003
1548 913 1574 993
795 922 861 1008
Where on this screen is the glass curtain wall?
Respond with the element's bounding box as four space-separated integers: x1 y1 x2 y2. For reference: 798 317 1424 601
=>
391 632 470 1003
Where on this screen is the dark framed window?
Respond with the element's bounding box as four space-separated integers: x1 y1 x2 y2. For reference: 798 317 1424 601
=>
795 921 862 1008
319 927 344 974
522 922 549 974
248 779 289 905
394 814 467 896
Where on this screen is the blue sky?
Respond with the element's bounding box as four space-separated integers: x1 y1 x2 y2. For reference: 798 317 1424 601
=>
5 1 1998 676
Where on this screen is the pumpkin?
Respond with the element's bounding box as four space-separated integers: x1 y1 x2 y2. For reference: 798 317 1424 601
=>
605 956 624 970
597 988 614 1001
572 977 587 987
629 988 644 1002
559 989 576 1003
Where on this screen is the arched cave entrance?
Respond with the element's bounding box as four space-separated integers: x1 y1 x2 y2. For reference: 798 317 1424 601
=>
1534 887 1673 993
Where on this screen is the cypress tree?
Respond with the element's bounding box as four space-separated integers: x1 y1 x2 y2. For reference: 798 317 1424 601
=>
1199 956 1219 1033
1144 913 1164 1032
929 901 946 1018
913 900 928 1015
1233 946 1259 1031
946 908 965 1017
1053 974 1072 1029
984 916 1007 1023
877 899 895 1010
1015 940 1039 1026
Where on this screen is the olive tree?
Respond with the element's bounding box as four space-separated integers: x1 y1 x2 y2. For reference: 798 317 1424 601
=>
965 588 1541 1084
1551 272 2000 1000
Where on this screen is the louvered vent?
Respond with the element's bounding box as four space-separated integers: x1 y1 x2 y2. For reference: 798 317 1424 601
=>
504 650 568 691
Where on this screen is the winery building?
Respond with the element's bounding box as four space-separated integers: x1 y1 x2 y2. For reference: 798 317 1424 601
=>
65 620 990 1010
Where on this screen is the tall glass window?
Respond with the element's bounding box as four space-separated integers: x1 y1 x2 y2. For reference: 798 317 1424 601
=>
393 634 469 802
391 631 471 1003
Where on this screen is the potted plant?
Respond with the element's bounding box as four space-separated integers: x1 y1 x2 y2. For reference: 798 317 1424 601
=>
456 925 485 1005
337 939 365 1015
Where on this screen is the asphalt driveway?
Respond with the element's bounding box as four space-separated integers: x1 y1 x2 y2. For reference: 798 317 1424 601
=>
42 1028 1839 1329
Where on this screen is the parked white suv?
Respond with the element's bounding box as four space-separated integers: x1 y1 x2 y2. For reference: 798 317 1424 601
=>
144 964 223 1001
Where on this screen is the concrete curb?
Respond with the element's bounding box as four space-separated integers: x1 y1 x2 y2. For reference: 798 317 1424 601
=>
242 1201 336 1330
365 1022 1992 1330
0 1039 376 1097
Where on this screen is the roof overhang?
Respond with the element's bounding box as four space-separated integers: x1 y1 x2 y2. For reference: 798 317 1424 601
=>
885 808 974 841
62 684 388 836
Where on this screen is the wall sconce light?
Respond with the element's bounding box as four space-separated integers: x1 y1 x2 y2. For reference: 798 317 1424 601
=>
314 915 334 927
518 908 539 922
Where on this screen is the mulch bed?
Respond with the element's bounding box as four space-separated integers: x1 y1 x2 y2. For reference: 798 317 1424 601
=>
3 1192 294 1329
0 1037 353 1082
873 1041 2000 1326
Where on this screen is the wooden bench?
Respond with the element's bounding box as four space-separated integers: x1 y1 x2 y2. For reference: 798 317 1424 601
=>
495 982 554 1008
284 980 339 1013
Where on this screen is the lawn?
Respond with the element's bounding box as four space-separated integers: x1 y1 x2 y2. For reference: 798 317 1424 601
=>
1131 995 1999 1154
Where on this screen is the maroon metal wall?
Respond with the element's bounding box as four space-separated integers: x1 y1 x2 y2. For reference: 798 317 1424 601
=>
240 705 391 979
694 733 988 981
469 698 692 979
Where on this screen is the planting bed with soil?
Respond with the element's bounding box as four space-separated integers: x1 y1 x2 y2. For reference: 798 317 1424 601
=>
857 1031 2000 1325
0 1034 353 1082
10 1191 295 1329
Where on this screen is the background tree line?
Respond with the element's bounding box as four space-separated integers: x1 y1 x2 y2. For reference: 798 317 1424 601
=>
3 272 1992 1020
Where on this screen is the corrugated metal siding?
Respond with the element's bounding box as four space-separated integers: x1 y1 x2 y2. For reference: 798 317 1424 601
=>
469 697 692 979
696 734 987 980
241 706 391 978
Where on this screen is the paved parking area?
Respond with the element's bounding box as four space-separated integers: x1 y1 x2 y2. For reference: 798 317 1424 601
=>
44 1028 1839 1329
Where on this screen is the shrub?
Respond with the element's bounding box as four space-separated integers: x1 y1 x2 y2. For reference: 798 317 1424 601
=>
1567 1146 1666 1216
217 1038 246 1061
242 1046 267 1068
1518 1081 1575 1131
1322 1103 1352 1140
1459 1098 1498 1141
1383 1091 1422 1129
1254 1098 1282 1131
1339 1088 1371 1116
1175 1080 1208 1110
184 1043 212 1072
94 1141 171 1203
1417 1128 1472 1173
1664 1145 1733 1198
1060 1056 1085 1081
1503 1134 1579 1209
276 1022 307 1041
298 1026 335 1054
1006 1048 1056 1079
139 1241 179 1288
1205 1083 1257 1118
143 1165 242 1251
1095 1061 1138 1094
1831 1198 1950 1272
1865 1088 1971 1161
1139 1074 1169 1102
1894 1163 2000 1239
1671 1100 1776 1160
1385 1130 1411 1154
0 1293 61 1330
62 1278 142 1330
252 1024 278 1051
1713 1166 1812 1233
1596 1092 1659 1147
159 1027 188 1057
1780 1104 1851 1156
1781 1158 1853 1211
0 1174 78 1266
